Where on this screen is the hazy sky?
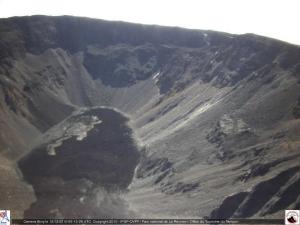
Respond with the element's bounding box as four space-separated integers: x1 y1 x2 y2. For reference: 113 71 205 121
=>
0 0 299 45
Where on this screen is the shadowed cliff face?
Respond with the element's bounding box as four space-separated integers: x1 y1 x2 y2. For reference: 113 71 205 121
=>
0 16 300 219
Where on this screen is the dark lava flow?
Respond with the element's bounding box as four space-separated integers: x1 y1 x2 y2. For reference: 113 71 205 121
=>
18 108 140 218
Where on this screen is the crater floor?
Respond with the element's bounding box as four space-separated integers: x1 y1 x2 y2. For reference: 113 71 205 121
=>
18 108 140 218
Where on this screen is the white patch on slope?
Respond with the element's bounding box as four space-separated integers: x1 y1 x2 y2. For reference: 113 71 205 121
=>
152 72 160 84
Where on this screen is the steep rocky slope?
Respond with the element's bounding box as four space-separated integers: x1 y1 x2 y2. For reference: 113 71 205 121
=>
0 15 300 219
